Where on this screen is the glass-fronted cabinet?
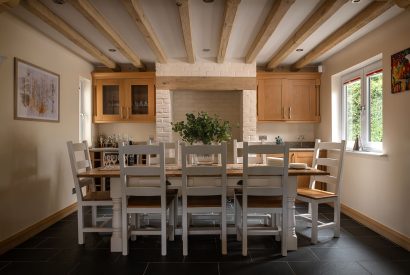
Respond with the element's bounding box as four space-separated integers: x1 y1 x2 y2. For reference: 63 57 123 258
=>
93 72 155 123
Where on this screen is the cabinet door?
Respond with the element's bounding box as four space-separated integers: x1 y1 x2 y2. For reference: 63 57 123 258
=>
294 151 313 189
95 79 124 121
257 78 283 120
284 79 318 121
124 78 155 121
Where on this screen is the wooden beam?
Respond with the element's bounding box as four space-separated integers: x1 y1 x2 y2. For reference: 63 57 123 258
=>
122 0 167 63
217 0 241 63
292 1 394 70
69 0 143 68
266 0 347 70
0 0 19 13
21 0 117 69
156 76 256 90
176 0 195 63
245 0 295 64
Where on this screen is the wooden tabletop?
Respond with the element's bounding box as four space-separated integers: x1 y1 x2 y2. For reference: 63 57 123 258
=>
78 164 329 178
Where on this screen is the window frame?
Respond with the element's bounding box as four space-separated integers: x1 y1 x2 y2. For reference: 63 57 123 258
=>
341 60 383 152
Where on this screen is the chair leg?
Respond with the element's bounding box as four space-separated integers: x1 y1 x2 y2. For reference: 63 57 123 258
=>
174 196 178 233
122 211 128 256
222 198 227 255
334 199 341 238
311 202 319 244
274 213 281 241
281 209 287 256
77 206 84 245
91 206 97 227
161 207 167 256
182 204 188 256
242 202 248 256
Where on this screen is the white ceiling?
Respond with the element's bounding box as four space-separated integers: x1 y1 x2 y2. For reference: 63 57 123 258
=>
10 0 405 69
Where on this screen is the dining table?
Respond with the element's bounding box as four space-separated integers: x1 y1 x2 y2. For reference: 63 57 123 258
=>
78 164 329 253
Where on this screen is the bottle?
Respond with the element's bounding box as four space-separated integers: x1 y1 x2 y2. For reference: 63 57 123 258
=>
353 135 360 151
128 140 135 165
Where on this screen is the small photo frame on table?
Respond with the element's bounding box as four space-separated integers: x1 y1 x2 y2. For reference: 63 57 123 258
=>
391 47 410 94
14 58 60 122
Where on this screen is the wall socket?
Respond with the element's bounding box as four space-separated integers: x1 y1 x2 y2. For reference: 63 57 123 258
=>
259 135 267 141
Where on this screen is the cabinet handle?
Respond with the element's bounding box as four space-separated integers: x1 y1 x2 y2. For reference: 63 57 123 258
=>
288 107 292 119
120 107 124 119
282 107 284 119
127 107 130 119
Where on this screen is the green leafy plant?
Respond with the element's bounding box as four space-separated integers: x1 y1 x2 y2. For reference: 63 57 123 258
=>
171 112 231 144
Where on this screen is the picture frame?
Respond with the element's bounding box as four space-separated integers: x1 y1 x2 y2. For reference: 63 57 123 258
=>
391 47 410 94
14 58 60 122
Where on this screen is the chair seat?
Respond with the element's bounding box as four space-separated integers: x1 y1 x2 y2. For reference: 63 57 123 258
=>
83 191 111 201
297 188 337 199
187 195 221 208
236 195 282 208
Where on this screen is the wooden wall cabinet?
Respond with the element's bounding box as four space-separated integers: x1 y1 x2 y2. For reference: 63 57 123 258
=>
257 72 321 122
93 72 155 123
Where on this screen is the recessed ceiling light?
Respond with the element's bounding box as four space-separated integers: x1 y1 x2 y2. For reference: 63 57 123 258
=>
351 0 360 3
53 0 66 4
203 0 214 3
108 48 117 52
202 48 211 52
296 48 303 52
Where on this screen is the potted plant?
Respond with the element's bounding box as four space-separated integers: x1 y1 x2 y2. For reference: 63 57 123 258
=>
171 112 231 144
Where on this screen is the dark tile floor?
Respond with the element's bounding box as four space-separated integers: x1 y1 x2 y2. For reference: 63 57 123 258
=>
0 204 409 275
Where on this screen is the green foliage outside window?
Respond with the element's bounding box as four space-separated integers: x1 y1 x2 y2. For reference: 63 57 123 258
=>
369 73 383 142
345 80 361 141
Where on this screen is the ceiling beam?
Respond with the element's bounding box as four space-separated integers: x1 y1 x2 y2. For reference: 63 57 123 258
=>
122 0 167 63
0 0 19 13
217 0 241 63
176 0 195 63
21 0 117 69
245 0 295 64
69 0 143 68
292 0 395 70
266 0 347 70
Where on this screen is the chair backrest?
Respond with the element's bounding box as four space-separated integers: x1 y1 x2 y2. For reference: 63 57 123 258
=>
233 139 267 164
181 142 227 196
67 140 92 202
242 142 289 197
310 139 346 195
119 143 166 197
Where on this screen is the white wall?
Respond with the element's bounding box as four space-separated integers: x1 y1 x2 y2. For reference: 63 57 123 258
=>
0 13 94 241
317 12 410 237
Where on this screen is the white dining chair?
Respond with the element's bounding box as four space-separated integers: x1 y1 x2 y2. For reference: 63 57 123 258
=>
67 141 113 245
235 142 289 256
181 142 228 256
296 139 346 244
119 142 177 256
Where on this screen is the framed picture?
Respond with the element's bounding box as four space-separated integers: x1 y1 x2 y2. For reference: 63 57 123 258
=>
14 58 60 122
391 47 410 94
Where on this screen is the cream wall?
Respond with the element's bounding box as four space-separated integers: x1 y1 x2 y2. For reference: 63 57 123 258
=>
317 12 410 237
0 13 94 241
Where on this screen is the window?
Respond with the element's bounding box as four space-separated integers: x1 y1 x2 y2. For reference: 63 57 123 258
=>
79 77 92 145
341 61 383 152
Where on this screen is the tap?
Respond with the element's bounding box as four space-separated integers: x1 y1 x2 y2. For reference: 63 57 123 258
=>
297 135 305 148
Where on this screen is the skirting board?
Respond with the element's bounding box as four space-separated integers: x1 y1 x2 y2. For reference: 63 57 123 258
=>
341 203 410 251
0 203 77 255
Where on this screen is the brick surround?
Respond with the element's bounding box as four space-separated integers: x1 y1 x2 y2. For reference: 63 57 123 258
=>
155 61 257 142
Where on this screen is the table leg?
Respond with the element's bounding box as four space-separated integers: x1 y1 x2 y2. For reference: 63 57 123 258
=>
287 177 298 250
110 178 122 252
